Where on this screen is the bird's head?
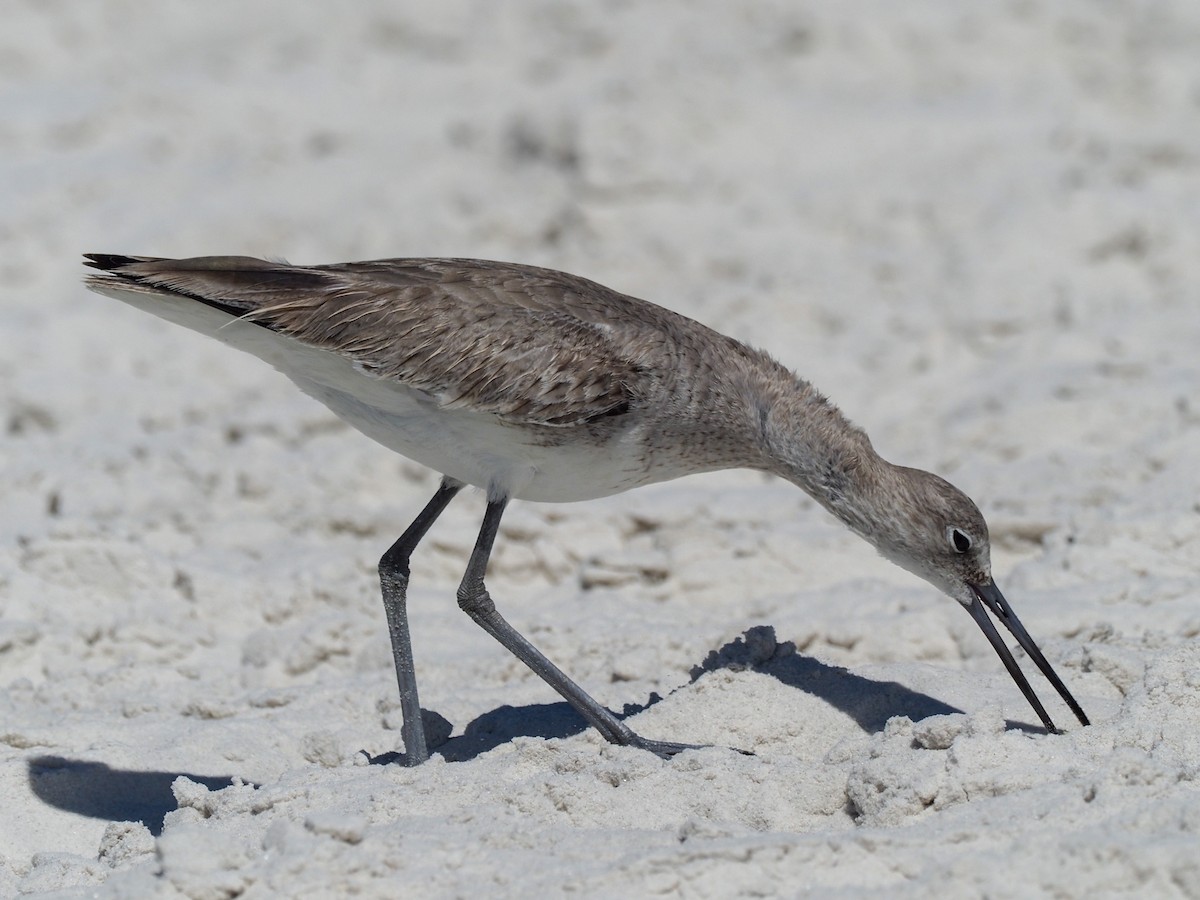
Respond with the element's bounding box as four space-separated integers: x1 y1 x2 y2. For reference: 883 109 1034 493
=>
854 464 1090 734
864 466 993 607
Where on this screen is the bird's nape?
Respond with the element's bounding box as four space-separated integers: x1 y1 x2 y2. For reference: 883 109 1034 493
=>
964 579 1090 733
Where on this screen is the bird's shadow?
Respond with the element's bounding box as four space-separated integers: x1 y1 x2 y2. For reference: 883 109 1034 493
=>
24 627 997 827
686 624 964 731
371 702 594 765
372 623 966 765
25 756 239 836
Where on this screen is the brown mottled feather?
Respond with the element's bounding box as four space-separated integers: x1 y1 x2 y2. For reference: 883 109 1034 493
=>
86 256 689 427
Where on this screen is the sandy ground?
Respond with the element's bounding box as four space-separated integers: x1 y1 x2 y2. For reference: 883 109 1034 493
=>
3 1 1199 897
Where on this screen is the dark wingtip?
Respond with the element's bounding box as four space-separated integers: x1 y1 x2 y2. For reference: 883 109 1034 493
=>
83 253 137 271
83 253 164 272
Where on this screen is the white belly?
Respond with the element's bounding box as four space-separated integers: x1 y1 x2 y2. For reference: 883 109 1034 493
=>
93 284 673 502
290 373 657 503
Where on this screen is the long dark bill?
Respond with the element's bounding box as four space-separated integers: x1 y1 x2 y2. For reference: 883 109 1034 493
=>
965 579 1090 734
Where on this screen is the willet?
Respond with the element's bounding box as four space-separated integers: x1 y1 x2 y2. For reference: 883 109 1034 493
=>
84 254 1089 763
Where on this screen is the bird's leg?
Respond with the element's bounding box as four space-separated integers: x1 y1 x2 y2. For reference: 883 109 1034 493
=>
457 497 713 760
379 477 463 765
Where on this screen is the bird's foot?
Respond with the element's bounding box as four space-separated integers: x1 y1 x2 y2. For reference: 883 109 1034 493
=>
625 735 754 760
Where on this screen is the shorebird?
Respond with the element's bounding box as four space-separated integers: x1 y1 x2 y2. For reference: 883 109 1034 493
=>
84 254 1089 763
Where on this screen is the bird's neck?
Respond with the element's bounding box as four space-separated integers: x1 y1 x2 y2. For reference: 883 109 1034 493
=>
752 372 888 538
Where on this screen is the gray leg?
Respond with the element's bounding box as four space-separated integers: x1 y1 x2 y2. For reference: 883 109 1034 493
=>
457 497 710 759
380 477 462 765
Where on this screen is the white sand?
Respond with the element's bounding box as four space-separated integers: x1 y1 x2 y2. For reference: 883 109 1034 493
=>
3 2 1199 896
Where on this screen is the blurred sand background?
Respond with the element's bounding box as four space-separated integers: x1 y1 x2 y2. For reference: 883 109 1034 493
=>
2 1 1199 896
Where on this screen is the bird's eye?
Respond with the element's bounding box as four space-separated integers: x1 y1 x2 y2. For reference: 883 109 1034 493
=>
949 527 972 553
